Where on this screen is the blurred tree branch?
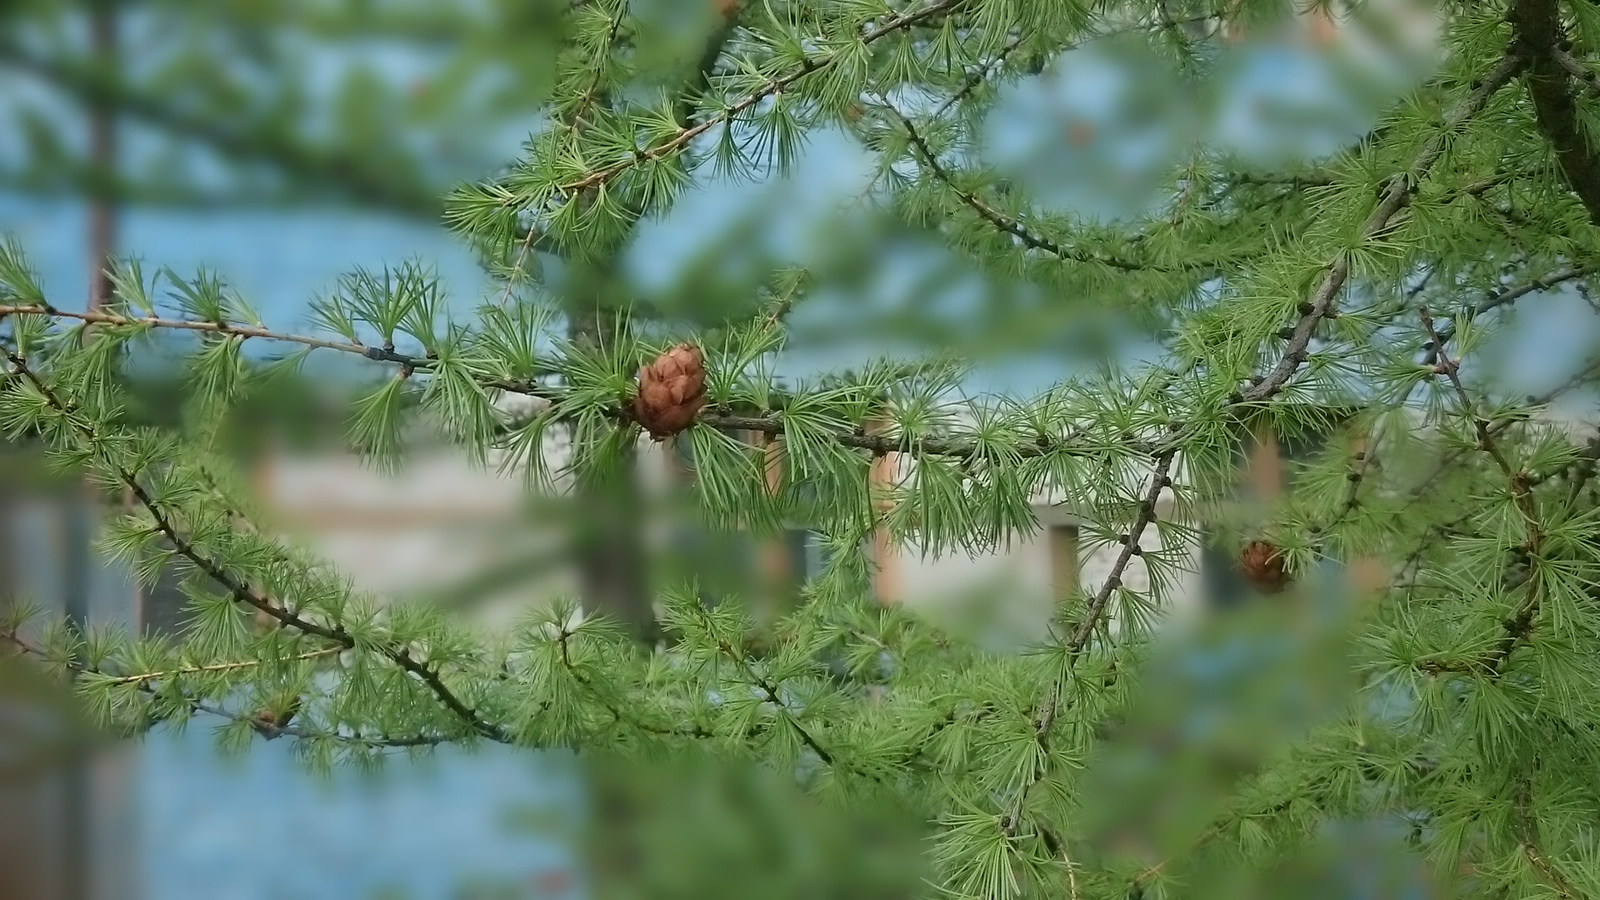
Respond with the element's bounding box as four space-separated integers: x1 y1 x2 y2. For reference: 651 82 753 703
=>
0 34 445 218
1510 0 1600 226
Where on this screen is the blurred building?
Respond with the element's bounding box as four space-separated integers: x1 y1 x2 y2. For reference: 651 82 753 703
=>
182 401 1600 648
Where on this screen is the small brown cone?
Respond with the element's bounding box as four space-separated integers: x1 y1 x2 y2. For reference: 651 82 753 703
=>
253 703 297 740
1239 540 1290 594
632 343 707 441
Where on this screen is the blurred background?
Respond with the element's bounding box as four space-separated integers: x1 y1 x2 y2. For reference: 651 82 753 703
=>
1 1 1598 898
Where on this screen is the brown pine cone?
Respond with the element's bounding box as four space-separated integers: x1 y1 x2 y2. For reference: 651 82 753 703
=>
1238 540 1290 594
632 343 707 441
253 699 301 739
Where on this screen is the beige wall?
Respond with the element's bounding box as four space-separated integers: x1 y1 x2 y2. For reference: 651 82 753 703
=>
252 446 1206 643
246 404 1598 642
890 501 1204 646
253 450 571 631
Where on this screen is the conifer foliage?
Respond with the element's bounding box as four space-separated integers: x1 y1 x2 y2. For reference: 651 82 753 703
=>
8 0 1600 897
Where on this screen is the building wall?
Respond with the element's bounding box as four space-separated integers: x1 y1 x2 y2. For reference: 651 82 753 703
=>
249 440 1208 643
213 403 1600 640
251 449 572 632
886 496 1203 645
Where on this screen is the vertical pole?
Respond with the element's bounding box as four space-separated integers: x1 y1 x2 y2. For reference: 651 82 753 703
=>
1248 418 1282 503
0 446 15 608
0 446 41 899
750 432 790 602
1307 2 1337 46
1222 0 1244 42
87 1 118 314
866 418 898 605
74 0 121 639
1047 524 1080 605
568 304 655 643
64 5 121 898
60 496 92 900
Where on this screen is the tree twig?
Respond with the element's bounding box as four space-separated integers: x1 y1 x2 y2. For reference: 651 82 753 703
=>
1 629 442 749
2 344 513 743
1419 306 1547 672
553 0 971 197
104 647 342 685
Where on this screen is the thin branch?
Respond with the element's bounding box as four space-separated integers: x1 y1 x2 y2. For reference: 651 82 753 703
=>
1419 306 1546 673
1315 262 1591 540
714 635 839 767
1391 411 1600 596
1127 796 1301 891
1243 52 1527 405
929 32 1025 118
1514 779 1580 899
923 12 1225 123
494 0 636 303
0 304 400 354
1062 841 1080 900
2 629 443 749
554 0 972 197
1424 266 1592 365
106 646 341 685
1309 440 1378 541
999 445 1174 839
1552 48 1600 95
2 344 513 743
884 100 1177 272
1402 344 1600 507
551 626 726 741
676 0 745 130
0 302 1148 462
